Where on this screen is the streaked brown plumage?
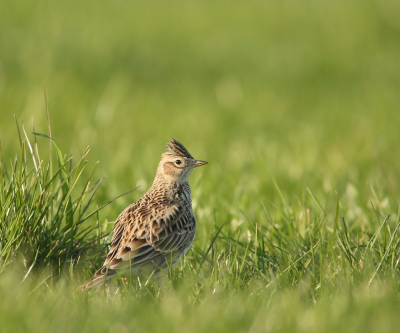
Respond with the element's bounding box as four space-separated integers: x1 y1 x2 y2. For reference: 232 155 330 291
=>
81 139 207 290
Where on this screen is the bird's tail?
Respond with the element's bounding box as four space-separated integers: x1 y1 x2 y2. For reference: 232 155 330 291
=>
79 268 116 291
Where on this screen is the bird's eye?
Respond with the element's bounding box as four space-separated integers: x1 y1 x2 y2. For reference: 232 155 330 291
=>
175 160 182 165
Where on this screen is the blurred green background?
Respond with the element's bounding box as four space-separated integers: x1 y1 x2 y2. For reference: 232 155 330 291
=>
2 0 399 222
1 0 400 331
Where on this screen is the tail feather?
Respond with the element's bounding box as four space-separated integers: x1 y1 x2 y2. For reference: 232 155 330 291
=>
79 268 116 291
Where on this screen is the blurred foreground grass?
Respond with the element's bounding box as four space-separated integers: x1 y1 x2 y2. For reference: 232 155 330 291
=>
1 0 400 332
1 272 400 333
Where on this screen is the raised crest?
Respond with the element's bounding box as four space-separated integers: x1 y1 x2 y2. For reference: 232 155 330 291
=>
165 138 194 159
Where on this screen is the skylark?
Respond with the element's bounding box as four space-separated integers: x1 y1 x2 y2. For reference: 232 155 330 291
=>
81 139 207 290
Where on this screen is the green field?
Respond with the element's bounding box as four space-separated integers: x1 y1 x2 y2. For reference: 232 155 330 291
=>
1 0 400 331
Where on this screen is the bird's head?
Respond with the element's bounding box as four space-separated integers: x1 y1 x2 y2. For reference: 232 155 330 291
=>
156 139 208 183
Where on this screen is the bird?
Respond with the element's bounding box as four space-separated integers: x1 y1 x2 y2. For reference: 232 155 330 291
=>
81 139 207 290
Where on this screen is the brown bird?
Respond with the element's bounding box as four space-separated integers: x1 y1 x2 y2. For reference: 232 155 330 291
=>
81 139 207 290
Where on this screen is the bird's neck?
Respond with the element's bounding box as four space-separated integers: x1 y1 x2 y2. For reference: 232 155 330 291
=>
150 173 191 201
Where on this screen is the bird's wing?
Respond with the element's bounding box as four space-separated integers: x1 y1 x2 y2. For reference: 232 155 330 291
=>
97 198 195 275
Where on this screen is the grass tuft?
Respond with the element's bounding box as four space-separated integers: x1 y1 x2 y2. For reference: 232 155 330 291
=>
0 118 107 275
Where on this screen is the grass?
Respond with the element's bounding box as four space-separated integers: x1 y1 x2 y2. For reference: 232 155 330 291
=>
2 119 400 333
1 0 400 331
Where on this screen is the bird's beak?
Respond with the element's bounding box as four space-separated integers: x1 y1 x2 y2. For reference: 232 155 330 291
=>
189 160 208 168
